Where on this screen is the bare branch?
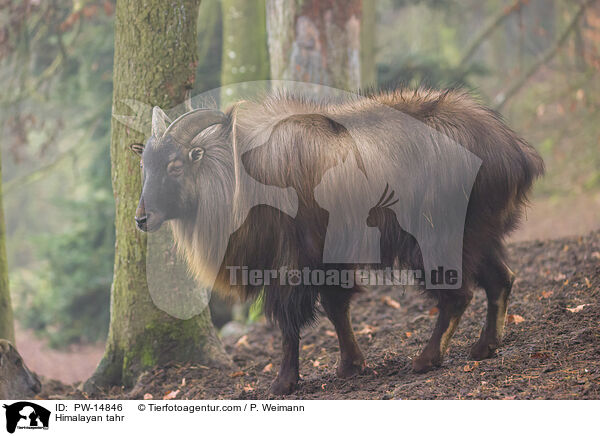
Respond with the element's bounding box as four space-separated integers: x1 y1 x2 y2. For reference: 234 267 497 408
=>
494 0 597 111
3 120 100 196
459 0 529 67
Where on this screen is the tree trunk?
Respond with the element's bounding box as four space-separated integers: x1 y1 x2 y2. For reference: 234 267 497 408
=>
85 0 229 391
195 0 223 94
0 150 14 344
266 0 363 90
220 0 270 106
360 0 376 88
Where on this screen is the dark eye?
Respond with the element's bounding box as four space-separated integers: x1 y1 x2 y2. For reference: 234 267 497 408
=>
189 147 204 162
167 160 184 176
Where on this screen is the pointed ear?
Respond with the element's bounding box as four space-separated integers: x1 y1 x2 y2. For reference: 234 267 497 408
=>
130 142 145 156
151 106 171 138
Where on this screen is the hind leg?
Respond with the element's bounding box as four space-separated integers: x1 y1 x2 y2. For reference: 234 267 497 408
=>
413 287 473 373
470 250 515 360
320 289 366 378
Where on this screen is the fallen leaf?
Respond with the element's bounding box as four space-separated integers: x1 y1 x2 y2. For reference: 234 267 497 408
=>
235 335 249 349
357 325 376 335
539 290 554 299
562 244 569 252
313 360 320 367
428 307 439 316
381 296 401 310
143 393 153 400
554 273 566 281
591 251 600 260
566 304 588 313
262 363 273 373
243 384 254 392
229 371 245 378
180 378 186 387
507 314 525 324
163 390 179 400
405 332 412 338
463 361 479 372
584 277 591 289
503 395 516 400
301 343 315 351
321 383 327 390
530 352 550 359
192 365 210 370
325 330 337 337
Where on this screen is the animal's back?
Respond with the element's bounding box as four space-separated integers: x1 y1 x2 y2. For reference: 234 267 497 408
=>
373 88 544 233
241 87 543 237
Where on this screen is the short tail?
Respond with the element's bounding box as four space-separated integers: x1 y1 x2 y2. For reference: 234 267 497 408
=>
504 138 544 234
516 138 545 200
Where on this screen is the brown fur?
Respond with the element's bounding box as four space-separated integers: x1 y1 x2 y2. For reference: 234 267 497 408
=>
135 87 544 394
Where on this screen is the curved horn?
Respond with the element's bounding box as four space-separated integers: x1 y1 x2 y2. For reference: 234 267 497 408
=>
165 108 226 145
151 106 171 138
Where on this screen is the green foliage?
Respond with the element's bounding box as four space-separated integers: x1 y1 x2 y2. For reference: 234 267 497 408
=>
18 179 114 347
247 291 265 324
1 1 115 347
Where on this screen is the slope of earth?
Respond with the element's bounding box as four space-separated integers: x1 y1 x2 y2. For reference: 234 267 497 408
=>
44 230 600 400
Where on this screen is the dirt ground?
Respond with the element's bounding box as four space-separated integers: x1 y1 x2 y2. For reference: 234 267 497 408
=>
510 192 600 243
15 326 104 384
41 230 599 400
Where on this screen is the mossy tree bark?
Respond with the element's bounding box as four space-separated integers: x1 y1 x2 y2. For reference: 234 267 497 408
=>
195 0 224 94
360 0 376 88
220 0 270 106
218 0 270 323
85 0 230 391
266 0 363 90
0 150 14 344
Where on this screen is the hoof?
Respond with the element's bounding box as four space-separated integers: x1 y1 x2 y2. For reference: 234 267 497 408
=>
469 341 498 360
336 360 366 379
270 376 297 396
412 353 442 373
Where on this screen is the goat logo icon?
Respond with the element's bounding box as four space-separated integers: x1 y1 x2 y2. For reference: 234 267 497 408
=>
2 402 50 434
